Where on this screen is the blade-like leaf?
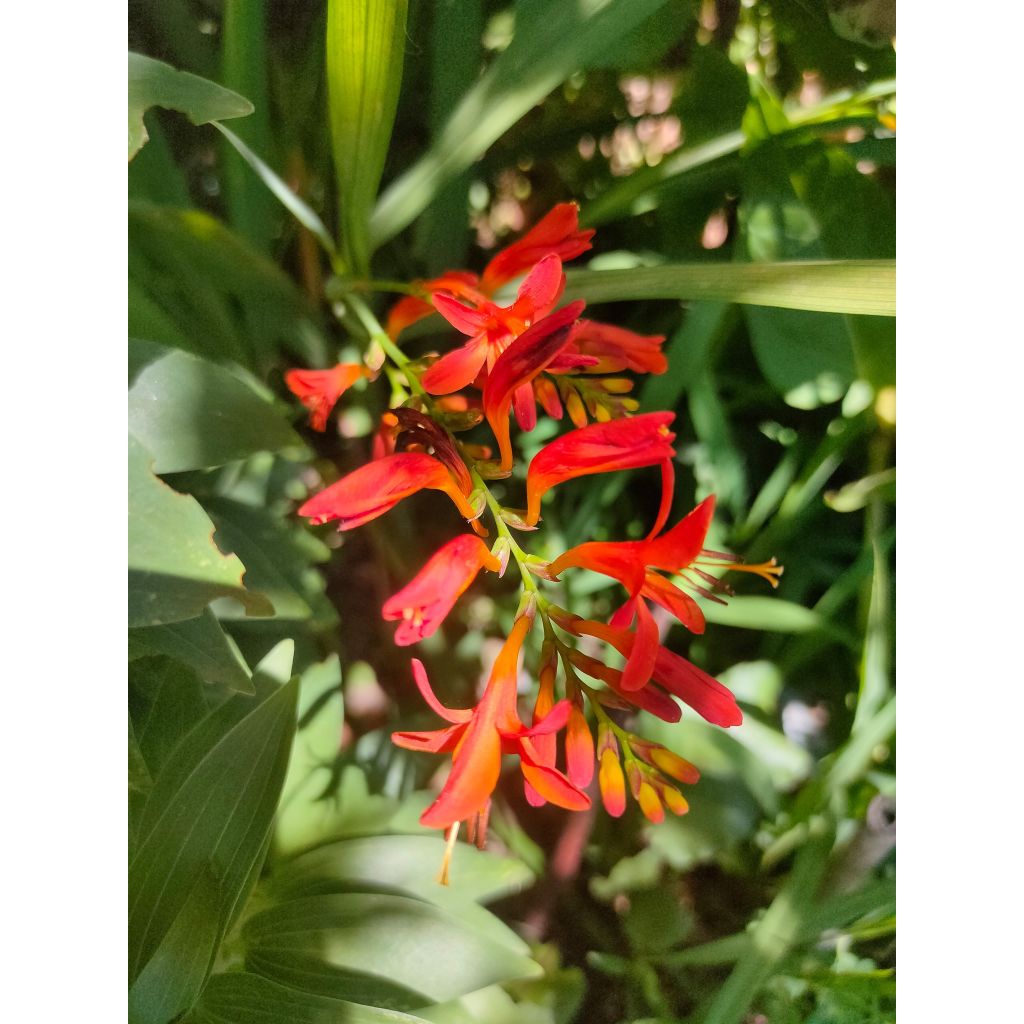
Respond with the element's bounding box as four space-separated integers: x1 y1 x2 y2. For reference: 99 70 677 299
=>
327 0 409 273
128 51 253 160
370 0 671 248
129 608 254 693
128 434 273 627
191 972 429 1024
128 674 300 990
243 893 541 1008
562 260 895 315
128 339 305 474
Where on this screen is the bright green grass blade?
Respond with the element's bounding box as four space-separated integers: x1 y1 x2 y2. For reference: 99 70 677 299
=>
563 260 895 315
327 0 409 273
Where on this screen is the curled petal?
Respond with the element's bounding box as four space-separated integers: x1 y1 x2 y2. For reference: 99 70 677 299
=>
408 659 473 723
507 699 573 739
285 364 366 431
484 302 585 471
647 459 675 540
525 412 677 526
383 538 501 646
481 203 594 293
391 724 464 753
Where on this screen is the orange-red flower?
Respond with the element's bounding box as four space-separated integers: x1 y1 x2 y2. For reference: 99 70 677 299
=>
480 202 594 294
382 535 501 646
525 412 677 526
483 300 586 471
298 452 479 530
551 608 744 728
285 364 367 431
567 320 667 375
385 271 481 340
422 254 567 398
392 614 591 831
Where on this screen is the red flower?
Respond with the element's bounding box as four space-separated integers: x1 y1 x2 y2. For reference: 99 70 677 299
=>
285 364 367 431
382 535 501 646
421 254 566 396
298 452 480 530
392 614 591 831
385 271 482 340
551 608 744 728
481 202 595 294
483 300 586 471
525 412 677 526
567 320 667 375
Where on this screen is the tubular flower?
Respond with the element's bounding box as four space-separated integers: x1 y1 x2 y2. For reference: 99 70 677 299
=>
565 321 668 375
525 412 677 526
483 300 586 471
298 452 480 531
550 607 744 727
549 495 783 643
285 364 367 431
480 202 595 294
421 254 567 397
392 615 591 832
383 535 502 646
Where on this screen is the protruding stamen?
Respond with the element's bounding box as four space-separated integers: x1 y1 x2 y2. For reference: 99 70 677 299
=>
696 553 785 589
438 821 460 886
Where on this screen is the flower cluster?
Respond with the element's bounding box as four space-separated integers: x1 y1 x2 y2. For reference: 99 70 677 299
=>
287 203 782 877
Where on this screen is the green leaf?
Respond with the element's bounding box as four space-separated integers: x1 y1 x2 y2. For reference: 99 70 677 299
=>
128 51 253 161
243 893 541 1009
129 608 254 693
824 468 895 513
128 674 299 995
274 835 535 906
327 0 409 273
370 0 672 248
128 339 304 474
128 435 273 627
191 972 429 1024
562 260 895 315
203 497 333 624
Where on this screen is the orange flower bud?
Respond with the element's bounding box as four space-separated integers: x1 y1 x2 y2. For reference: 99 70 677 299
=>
599 747 626 818
637 782 665 823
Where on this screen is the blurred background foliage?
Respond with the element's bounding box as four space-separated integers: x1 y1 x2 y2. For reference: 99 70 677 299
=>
128 1 895 1022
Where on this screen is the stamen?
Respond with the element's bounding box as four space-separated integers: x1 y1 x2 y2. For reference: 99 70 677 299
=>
689 567 734 594
696 553 785 589
437 821 460 886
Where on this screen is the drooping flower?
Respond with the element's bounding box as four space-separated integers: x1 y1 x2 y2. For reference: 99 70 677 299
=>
565 321 668 375
550 607 744 727
298 452 480 530
421 253 567 397
525 412 677 526
285 364 367 431
382 535 501 646
482 300 586 471
392 614 591 833
481 202 595 294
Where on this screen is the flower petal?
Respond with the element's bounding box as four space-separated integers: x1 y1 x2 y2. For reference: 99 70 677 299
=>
652 646 743 727
620 598 659 692
641 572 706 634
511 253 565 319
407 658 473 723
391 724 464 753
420 337 489 395
434 292 492 336
566 705 595 788
519 738 591 811
644 495 716 573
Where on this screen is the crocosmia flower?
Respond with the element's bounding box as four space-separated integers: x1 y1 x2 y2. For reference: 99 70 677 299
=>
481 202 595 293
285 364 367 431
298 452 479 530
568 321 667 375
421 254 566 396
525 412 677 525
385 271 481 340
383 535 501 646
392 614 591 832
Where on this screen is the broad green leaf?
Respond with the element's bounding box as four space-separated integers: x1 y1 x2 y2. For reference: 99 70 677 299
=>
370 0 671 248
203 497 333 624
243 893 541 1009
700 596 827 633
129 204 328 373
128 435 273 627
191 972 429 1024
327 0 409 273
128 339 304 474
128 674 299 990
562 260 895 315
274 835 534 906
128 51 253 160
129 608 254 693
